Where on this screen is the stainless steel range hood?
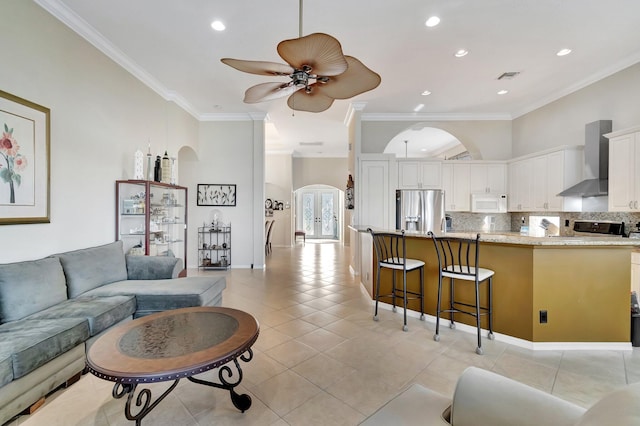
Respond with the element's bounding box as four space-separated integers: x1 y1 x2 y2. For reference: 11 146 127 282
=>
558 120 612 197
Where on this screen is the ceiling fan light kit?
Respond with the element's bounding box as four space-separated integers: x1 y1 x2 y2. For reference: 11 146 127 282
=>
220 1 380 113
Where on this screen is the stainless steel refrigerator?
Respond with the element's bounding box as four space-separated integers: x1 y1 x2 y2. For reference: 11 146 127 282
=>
395 189 445 232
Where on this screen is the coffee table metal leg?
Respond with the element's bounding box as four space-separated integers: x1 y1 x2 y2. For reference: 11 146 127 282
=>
187 348 254 412
112 380 180 425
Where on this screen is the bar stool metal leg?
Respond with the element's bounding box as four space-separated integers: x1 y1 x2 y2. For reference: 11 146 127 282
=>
373 263 381 321
449 278 456 329
402 269 408 331
419 267 425 321
488 277 494 340
475 278 483 355
434 274 442 341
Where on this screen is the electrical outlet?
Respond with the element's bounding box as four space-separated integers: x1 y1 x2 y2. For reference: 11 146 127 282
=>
540 310 548 323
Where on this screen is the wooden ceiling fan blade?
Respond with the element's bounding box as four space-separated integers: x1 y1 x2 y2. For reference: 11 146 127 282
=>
320 56 381 99
287 86 334 113
277 33 348 76
244 82 299 103
221 58 294 76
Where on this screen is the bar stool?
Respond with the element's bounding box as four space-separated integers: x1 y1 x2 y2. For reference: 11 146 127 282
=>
368 228 425 331
428 232 494 355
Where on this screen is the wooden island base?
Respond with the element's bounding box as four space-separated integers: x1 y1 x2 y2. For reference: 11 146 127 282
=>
358 231 633 345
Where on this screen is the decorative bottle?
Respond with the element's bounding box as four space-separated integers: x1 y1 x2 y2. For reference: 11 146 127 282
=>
161 151 171 183
154 155 162 182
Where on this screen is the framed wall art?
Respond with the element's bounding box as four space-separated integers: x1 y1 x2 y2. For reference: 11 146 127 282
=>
197 184 236 206
0 90 50 224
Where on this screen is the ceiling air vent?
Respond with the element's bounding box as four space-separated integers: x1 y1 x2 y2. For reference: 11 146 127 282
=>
497 71 520 80
299 141 324 146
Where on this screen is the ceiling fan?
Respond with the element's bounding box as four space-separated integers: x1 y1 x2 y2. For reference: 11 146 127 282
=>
220 0 381 113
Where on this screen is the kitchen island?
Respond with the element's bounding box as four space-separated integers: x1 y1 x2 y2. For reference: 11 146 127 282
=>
350 226 640 348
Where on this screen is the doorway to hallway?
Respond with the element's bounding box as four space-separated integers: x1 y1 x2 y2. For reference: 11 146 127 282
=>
295 186 342 241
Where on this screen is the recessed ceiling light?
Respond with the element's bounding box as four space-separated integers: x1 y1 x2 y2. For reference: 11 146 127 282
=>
420 148 428 152
425 16 440 27
421 90 432 96
454 49 469 58
497 90 509 95
556 48 572 56
414 104 425 112
211 20 226 31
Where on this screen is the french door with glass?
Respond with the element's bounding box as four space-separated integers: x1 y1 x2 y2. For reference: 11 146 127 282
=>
300 190 338 239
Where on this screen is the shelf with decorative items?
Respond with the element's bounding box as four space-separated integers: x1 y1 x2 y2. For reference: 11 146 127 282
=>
198 224 231 270
116 180 187 276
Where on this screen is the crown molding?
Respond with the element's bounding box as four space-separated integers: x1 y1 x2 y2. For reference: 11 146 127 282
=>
344 102 368 126
361 112 513 121
34 0 202 119
512 54 640 118
198 113 256 121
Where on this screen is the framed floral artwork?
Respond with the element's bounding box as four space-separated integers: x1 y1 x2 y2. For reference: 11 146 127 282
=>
0 90 50 224
197 184 236 206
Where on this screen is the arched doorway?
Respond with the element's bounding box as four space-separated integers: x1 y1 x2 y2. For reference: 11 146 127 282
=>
383 125 469 159
294 185 343 241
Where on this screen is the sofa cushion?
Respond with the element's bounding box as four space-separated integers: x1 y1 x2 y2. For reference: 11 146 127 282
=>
54 241 128 298
0 257 68 323
125 255 181 280
574 382 640 425
26 295 136 336
0 318 89 378
82 276 226 316
0 346 13 387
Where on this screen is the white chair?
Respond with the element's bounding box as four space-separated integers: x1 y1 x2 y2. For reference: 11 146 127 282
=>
368 228 425 331
429 232 494 354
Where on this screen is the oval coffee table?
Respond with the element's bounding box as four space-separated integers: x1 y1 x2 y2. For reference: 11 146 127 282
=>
86 306 259 425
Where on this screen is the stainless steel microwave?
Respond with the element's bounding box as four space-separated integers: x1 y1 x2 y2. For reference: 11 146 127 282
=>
470 193 507 213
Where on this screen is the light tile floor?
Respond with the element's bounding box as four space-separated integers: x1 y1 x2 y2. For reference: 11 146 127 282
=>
7 241 640 425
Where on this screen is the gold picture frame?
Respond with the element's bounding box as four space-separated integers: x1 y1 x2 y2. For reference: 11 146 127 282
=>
0 90 50 224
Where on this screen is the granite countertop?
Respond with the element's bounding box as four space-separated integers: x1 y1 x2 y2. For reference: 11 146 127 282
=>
350 225 640 246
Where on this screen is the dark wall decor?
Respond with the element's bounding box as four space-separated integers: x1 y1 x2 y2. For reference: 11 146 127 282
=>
197 184 236 206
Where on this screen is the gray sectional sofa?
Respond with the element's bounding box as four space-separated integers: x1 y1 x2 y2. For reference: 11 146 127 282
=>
0 241 227 425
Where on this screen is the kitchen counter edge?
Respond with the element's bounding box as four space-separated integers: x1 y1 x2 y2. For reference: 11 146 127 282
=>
349 226 640 247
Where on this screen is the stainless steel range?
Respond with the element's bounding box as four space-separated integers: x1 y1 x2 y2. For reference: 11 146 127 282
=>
573 220 625 237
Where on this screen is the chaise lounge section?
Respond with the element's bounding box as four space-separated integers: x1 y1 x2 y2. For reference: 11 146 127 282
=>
0 241 226 425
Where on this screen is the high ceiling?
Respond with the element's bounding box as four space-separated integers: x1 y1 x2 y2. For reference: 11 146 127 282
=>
36 0 640 157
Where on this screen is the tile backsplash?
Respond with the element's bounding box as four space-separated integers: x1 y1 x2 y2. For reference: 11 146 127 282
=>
447 211 640 235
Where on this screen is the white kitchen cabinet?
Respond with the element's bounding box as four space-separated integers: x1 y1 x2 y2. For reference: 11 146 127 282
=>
359 156 393 228
397 160 442 189
607 128 640 212
441 163 470 211
508 159 533 211
469 163 507 194
508 147 582 212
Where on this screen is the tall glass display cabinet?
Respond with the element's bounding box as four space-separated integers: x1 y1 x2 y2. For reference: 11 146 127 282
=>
116 180 187 276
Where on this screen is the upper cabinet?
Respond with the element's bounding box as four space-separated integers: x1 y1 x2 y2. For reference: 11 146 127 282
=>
469 163 507 194
607 127 640 212
508 159 533 212
441 163 471 211
508 147 583 212
397 160 442 189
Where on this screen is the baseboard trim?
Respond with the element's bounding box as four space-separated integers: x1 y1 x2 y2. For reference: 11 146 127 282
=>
372 300 632 351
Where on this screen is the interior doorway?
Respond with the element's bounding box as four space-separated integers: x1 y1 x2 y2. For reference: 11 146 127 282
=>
295 185 342 241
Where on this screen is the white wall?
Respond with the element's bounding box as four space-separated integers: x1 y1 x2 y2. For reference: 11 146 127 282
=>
512 62 640 157
182 120 263 269
266 153 293 247
0 1 198 263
